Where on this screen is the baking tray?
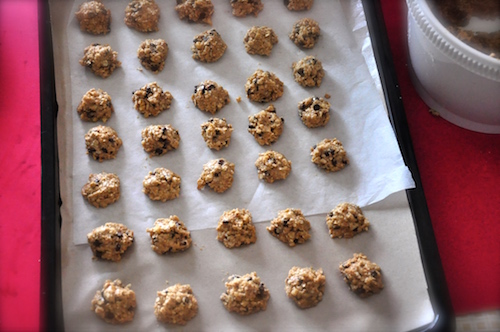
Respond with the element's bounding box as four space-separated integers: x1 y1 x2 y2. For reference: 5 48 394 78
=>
39 0 454 331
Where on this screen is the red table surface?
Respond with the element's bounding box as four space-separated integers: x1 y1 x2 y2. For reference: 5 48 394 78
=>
0 0 498 331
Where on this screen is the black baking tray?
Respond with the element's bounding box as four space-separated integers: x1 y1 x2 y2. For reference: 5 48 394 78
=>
39 0 454 331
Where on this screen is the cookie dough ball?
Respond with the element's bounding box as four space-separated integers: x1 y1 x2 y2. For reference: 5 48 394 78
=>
147 216 192 254
298 96 330 128
197 158 235 193
137 39 168 73
289 18 320 49
75 1 111 35
217 208 256 248
79 43 121 78
248 105 284 146
154 284 198 325
292 56 324 87
244 26 278 56
91 279 136 324
285 266 326 309
326 203 369 239
85 125 123 162
255 150 292 183
175 0 214 25
133 82 173 118
267 208 311 246
192 80 230 114
201 118 233 150
245 69 284 103
81 172 120 208
87 223 134 262
220 272 270 315
231 0 263 17
124 0 160 32
191 29 227 63
311 138 349 172
285 0 314 11
77 88 114 122
141 124 180 157
143 168 181 202
339 253 384 298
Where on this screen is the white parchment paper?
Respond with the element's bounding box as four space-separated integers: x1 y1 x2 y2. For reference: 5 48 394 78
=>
52 0 432 331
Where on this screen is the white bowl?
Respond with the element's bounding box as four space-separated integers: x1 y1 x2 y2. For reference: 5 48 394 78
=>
407 0 500 134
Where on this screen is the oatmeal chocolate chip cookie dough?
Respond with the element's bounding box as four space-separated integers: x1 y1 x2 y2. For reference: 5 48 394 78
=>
245 69 284 103
220 272 270 315
255 150 291 183
141 124 180 157
87 223 134 262
75 1 111 35
285 266 326 309
216 208 256 248
267 208 311 246
292 55 325 87
200 118 233 150
191 29 227 62
154 284 198 325
91 279 136 324
298 96 330 128
285 0 314 11
192 80 230 114
289 18 320 49
197 158 235 193
81 172 120 208
77 88 114 122
84 125 123 162
79 43 121 78
339 253 384 298
311 138 349 172
175 0 214 25
137 39 168 73
143 168 181 202
326 203 369 239
230 0 263 17
243 26 278 56
133 82 173 118
147 216 192 254
124 0 160 32
248 105 284 146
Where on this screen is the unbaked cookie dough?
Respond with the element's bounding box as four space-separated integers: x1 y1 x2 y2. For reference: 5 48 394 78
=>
191 29 227 62
255 150 292 183
77 88 114 122
81 172 120 208
141 124 180 157
311 138 349 172
154 283 198 325
285 266 326 309
267 208 311 246
75 1 111 35
192 80 230 114
289 18 320 49
175 0 214 25
339 253 384 298
216 208 256 248
137 39 168 73
79 43 121 78
230 0 263 17
133 82 173 118
201 118 233 150
197 158 235 193
85 125 123 162
248 105 284 145
326 203 369 239
292 55 324 87
91 279 136 324
87 223 134 262
147 216 192 254
244 26 278 56
143 168 181 202
245 69 284 103
124 0 160 32
285 0 314 11
220 272 270 315
298 96 330 128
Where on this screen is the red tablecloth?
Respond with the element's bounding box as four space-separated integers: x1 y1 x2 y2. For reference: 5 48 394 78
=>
0 0 498 331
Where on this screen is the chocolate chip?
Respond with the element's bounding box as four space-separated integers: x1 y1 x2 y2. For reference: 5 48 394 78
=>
155 148 164 155
297 68 304 76
313 104 320 111
218 159 225 165
93 240 102 247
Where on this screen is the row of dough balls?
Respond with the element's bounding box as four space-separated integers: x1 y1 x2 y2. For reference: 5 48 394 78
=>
76 0 315 35
92 252 383 325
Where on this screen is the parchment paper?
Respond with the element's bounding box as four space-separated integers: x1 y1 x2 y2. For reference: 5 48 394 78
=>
52 0 433 331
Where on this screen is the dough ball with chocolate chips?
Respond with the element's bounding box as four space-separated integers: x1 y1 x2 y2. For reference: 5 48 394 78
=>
143 168 181 202
147 216 192 254
339 253 384 298
77 88 114 122
220 272 270 315
175 0 214 25
132 82 173 118
137 39 168 73
192 80 230 114
248 105 284 145
81 172 120 208
124 0 160 32
197 158 235 193
311 138 349 172
87 223 134 262
326 203 369 239
289 18 320 49
75 1 111 35
245 69 284 103
141 124 180 157
255 150 292 183
154 284 198 325
84 125 123 162
298 96 330 128
191 29 227 62
292 55 324 87
285 0 314 11
216 208 256 248
244 26 278 56
200 118 233 150
267 208 311 246
91 280 136 324
79 43 121 78
230 0 263 17
285 266 326 309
